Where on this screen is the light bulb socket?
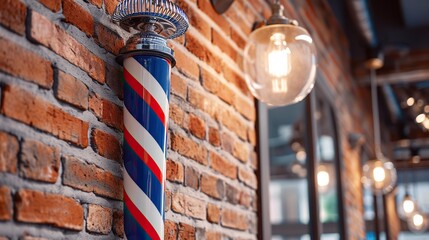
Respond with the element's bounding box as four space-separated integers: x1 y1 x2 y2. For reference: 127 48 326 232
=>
365 47 384 69
266 1 298 26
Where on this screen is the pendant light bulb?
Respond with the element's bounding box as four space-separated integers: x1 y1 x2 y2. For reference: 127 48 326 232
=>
243 1 316 106
398 193 416 219
407 211 428 233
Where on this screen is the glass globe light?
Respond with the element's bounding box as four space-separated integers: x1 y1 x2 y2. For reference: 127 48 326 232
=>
243 2 316 106
398 193 416 219
407 211 428 233
362 158 397 194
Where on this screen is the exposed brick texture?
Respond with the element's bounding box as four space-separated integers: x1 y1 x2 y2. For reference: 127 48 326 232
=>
56 71 89 110
0 0 26 35
86 204 112 234
62 0 93 36
15 189 83 230
0 131 19 173
1 85 89 147
0 0 368 239
0 186 12 221
91 129 121 162
0 37 53 88
63 155 122 200
20 140 60 183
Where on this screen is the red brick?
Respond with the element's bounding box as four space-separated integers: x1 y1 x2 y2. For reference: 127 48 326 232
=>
176 0 211 40
38 0 61 12
30 11 105 83
172 193 206 220
63 155 123 200
166 159 184 183
87 204 112 234
170 45 200 80
238 167 257 189
0 131 18 173
247 127 256 146
250 151 258 170
208 127 220 147
171 73 187 99
91 129 121 162
104 0 120 15
230 27 246 49
184 166 199 190
221 208 248 230
15 189 83 230
20 140 60 183
0 186 12 221
233 140 249 163
221 132 234 155
113 210 124 238
188 113 206 139
106 64 124 100
0 37 53 88
63 0 93 36
56 71 89 110
185 32 222 73
188 87 220 120
225 183 239 204
206 231 221 240
178 222 195 239
234 95 256 121
201 174 224 199
169 103 185 127
220 108 248 141
87 0 102 8
165 220 177 240
223 65 250 96
239 190 253 208
171 133 207 165
89 94 123 130
207 203 219 223
0 0 26 35
20 236 48 240
201 69 234 104
165 190 171 212
210 151 237 179
196 0 229 28
94 23 124 55
1 85 89 147
212 29 237 62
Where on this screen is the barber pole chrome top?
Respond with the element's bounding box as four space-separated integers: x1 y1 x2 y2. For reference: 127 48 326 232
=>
113 0 189 64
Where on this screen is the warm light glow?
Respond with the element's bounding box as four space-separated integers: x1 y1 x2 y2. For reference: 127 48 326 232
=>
423 118 429 129
403 199 415 214
268 33 292 93
416 113 426 123
373 166 386 182
424 105 429 113
296 150 306 162
407 97 415 106
295 34 313 43
317 170 330 187
413 213 424 227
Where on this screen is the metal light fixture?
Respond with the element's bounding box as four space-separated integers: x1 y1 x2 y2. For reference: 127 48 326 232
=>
362 55 397 195
113 1 189 239
242 0 316 106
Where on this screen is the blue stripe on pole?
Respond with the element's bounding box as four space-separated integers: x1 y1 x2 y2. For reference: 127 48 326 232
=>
124 81 167 151
123 141 163 213
133 56 171 98
124 207 152 240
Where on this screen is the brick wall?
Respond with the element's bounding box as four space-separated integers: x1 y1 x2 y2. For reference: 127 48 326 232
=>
0 0 368 239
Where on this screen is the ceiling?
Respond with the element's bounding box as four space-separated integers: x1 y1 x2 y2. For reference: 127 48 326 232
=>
327 0 429 168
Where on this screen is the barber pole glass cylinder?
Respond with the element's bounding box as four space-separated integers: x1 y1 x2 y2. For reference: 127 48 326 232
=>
113 1 188 239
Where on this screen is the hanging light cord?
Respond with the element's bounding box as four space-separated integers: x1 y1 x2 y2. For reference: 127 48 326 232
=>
370 68 383 160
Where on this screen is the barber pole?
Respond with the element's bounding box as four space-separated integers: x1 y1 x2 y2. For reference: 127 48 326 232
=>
113 1 188 239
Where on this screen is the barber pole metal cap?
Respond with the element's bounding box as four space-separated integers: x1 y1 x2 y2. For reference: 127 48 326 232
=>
112 0 189 65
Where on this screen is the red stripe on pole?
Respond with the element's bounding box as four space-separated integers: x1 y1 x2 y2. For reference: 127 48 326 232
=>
124 127 163 185
124 192 161 240
123 68 167 128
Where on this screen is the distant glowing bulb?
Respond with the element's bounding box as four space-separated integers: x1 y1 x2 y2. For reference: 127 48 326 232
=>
267 33 291 93
296 150 306 162
403 199 415 214
423 119 429 129
416 114 426 123
413 213 424 227
407 97 415 106
317 170 330 187
373 166 386 182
